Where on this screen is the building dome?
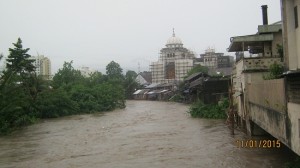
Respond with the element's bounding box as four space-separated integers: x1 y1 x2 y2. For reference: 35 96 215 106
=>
166 36 182 45
166 29 183 47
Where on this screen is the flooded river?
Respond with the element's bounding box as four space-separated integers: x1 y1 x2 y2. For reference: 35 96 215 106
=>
0 100 294 168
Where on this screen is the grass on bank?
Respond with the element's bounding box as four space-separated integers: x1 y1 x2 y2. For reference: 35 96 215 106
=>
188 99 228 119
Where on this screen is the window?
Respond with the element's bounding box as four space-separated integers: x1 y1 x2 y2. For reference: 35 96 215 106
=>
295 6 298 28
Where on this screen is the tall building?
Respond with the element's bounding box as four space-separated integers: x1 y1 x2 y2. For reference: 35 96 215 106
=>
79 66 95 77
199 48 234 75
281 0 300 155
31 55 52 80
150 29 195 83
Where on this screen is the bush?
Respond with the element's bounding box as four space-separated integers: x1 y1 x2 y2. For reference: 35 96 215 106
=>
188 99 228 119
263 63 284 80
169 94 185 102
36 89 79 118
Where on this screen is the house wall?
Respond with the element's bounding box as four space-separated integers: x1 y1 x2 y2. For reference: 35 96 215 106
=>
248 79 286 113
248 102 287 142
263 42 272 57
272 32 283 57
282 0 300 70
246 79 287 143
234 60 246 118
287 102 300 155
281 0 300 156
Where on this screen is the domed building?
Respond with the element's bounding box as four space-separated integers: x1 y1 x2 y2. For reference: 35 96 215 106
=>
150 29 195 84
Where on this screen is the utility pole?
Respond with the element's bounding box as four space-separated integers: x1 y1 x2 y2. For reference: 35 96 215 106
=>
228 79 235 135
138 62 140 74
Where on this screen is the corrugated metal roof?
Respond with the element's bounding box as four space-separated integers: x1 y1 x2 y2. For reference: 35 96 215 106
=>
133 90 142 94
185 72 203 81
134 89 150 95
145 83 160 88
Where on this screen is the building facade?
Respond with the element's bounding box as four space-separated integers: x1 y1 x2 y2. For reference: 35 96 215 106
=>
79 66 95 77
227 3 300 156
281 0 300 156
31 55 52 80
200 48 224 68
150 30 195 83
136 71 152 86
199 48 234 75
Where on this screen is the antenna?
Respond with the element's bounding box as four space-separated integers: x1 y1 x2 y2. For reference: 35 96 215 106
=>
138 62 140 73
172 28 175 37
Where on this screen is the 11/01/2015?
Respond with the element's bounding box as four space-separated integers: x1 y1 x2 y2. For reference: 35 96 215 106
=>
235 139 281 148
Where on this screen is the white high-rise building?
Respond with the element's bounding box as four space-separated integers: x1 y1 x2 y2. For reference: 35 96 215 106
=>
79 66 95 77
150 29 195 84
31 55 52 80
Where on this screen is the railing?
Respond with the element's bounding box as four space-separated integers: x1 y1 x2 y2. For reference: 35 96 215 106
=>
243 57 283 71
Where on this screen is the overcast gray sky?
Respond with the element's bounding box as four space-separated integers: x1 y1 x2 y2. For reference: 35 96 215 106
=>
0 0 281 74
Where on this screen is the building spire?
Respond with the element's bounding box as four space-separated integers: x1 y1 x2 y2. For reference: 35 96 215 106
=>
172 28 175 37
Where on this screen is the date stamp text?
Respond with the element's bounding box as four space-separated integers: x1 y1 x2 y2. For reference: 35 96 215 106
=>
235 139 281 148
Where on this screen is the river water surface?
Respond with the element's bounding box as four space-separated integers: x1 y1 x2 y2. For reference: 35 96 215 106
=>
0 100 294 168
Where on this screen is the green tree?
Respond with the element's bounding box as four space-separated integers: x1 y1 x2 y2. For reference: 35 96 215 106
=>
106 61 124 80
124 70 138 99
36 88 79 118
52 61 85 89
0 38 38 134
6 38 35 74
87 71 104 87
105 61 126 107
186 65 209 77
263 63 284 80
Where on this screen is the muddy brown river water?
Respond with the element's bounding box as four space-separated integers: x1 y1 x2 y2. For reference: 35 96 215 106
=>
0 100 294 168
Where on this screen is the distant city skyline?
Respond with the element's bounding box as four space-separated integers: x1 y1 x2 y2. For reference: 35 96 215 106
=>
0 0 281 74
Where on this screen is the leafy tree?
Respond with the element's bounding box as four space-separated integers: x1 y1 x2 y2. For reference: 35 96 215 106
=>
87 71 105 87
1 48 128 134
106 61 124 81
263 63 284 80
276 44 284 60
188 99 228 119
124 70 138 99
6 38 35 74
52 61 85 89
0 38 38 134
186 65 209 77
36 88 79 118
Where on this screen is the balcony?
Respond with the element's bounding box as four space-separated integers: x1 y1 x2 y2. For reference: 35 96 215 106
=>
236 57 283 72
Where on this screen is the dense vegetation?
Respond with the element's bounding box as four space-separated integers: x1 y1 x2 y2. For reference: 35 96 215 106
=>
185 64 209 77
188 99 229 119
263 62 284 80
0 38 138 134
